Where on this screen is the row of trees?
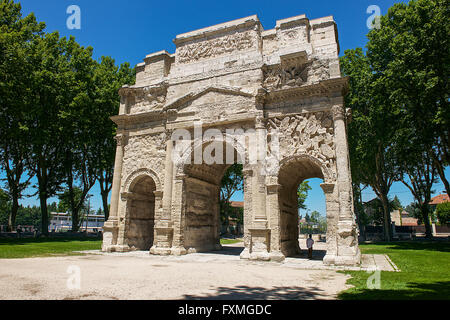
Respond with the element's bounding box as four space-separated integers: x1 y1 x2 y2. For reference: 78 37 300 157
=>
0 0 135 233
342 0 449 239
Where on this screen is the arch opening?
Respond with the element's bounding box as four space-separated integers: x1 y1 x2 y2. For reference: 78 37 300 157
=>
125 175 156 250
278 156 327 259
182 140 245 254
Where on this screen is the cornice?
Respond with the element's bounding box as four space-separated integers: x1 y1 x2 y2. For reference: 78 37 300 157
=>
263 76 348 103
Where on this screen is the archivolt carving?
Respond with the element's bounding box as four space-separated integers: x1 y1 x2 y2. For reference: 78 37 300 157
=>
177 31 254 63
267 111 336 181
174 133 248 176
123 168 162 193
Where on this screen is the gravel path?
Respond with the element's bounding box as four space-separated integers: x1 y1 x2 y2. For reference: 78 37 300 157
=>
0 244 352 300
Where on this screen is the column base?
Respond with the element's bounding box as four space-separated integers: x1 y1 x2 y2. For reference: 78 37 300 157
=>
323 250 361 266
150 246 172 255
170 246 187 256
334 252 361 266
323 253 336 265
240 248 285 262
103 244 131 253
101 220 118 252
269 251 285 262
151 224 174 255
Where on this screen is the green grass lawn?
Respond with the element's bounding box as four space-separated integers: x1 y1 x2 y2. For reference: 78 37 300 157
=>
338 241 450 300
0 237 102 259
220 238 243 245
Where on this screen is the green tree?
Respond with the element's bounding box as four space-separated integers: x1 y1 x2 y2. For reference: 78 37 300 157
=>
365 0 449 238
341 48 399 241
436 202 450 226
0 187 11 225
25 31 72 236
372 0 450 196
0 0 44 231
309 211 320 224
219 164 243 227
391 196 403 211
57 36 98 232
297 180 311 211
91 57 135 220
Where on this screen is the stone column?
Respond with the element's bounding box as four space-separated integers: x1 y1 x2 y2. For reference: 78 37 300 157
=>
151 137 174 255
115 193 131 252
331 101 360 265
240 167 253 260
246 116 271 261
170 173 187 256
321 183 338 265
266 175 285 262
102 133 127 252
213 184 222 251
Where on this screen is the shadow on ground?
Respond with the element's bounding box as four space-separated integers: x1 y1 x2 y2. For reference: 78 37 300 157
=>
201 246 327 261
183 285 330 300
339 281 450 300
201 246 244 256
290 249 327 261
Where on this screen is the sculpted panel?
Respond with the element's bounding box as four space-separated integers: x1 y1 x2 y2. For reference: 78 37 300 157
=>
129 87 167 114
122 133 167 190
177 31 255 64
262 57 330 91
267 111 336 180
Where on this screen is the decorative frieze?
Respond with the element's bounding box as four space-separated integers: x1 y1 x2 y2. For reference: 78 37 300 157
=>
177 31 255 64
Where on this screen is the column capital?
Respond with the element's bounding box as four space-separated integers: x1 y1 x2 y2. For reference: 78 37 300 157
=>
320 183 335 194
242 168 253 177
114 133 128 147
255 115 266 130
266 184 281 194
331 105 345 121
154 190 164 199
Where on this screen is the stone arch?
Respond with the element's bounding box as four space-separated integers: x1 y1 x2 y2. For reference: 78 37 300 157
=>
278 153 333 183
277 153 333 257
174 133 248 177
123 168 162 194
177 135 247 253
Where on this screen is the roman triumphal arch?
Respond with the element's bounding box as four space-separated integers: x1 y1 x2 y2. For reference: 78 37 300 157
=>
101 14 361 266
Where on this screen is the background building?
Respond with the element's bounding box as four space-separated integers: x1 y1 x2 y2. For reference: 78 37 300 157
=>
49 212 105 233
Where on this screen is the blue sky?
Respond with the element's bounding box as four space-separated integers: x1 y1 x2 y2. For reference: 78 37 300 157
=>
6 0 448 216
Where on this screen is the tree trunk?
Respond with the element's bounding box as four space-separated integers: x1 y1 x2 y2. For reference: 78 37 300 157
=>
39 192 48 236
101 189 109 220
379 193 392 242
99 172 111 221
421 204 433 239
7 195 19 232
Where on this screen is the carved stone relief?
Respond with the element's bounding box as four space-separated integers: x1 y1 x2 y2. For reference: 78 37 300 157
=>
177 31 255 63
267 111 336 181
122 133 167 189
263 57 330 91
129 87 167 114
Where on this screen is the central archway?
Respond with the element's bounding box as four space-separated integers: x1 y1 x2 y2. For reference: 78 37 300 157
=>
181 140 245 254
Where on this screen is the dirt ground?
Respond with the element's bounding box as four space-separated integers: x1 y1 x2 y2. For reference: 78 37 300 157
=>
0 242 352 300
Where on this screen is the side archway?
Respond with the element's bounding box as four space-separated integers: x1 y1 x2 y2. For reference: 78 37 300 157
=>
277 154 334 258
122 169 162 250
